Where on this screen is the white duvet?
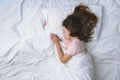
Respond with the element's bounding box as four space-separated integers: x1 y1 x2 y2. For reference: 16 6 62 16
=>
47 43 94 80
0 0 120 80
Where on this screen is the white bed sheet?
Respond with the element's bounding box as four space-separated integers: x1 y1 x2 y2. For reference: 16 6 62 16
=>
0 0 120 80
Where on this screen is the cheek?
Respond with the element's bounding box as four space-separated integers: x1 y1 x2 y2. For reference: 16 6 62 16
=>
63 31 70 39
62 27 70 39
66 32 70 36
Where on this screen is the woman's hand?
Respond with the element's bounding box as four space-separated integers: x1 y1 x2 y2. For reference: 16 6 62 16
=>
50 33 61 44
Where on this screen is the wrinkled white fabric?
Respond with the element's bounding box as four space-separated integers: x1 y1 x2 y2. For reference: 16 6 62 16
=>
0 0 120 80
48 45 94 80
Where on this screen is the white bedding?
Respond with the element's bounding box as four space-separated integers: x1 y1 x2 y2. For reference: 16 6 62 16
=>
48 47 94 80
0 0 120 80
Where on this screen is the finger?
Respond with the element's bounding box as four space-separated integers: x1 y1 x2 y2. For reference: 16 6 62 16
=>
50 34 53 37
50 36 53 40
51 33 57 36
50 35 54 40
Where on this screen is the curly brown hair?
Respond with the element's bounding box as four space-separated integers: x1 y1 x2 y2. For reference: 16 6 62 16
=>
62 4 98 42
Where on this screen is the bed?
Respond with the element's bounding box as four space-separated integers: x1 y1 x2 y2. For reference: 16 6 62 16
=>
0 0 120 80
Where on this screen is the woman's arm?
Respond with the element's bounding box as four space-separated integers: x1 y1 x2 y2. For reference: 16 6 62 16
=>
50 34 72 63
55 42 72 63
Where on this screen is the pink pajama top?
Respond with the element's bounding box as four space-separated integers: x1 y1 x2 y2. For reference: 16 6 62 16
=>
62 38 85 55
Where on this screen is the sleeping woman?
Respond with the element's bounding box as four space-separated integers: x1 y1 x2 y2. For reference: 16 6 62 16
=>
49 4 98 80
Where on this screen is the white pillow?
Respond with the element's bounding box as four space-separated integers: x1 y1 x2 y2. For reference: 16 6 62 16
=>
42 6 74 38
48 0 89 8
42 5 102 41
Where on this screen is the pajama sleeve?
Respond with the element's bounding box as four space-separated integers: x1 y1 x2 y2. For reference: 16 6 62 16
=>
66 40 83 55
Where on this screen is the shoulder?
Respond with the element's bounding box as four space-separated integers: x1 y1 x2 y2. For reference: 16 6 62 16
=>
66 39 85 55
70 39 83 48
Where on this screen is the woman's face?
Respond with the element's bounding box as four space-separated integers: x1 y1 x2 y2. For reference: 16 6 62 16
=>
63 27 70 40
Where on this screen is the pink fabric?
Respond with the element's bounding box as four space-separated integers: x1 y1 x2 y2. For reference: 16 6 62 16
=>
62 39 71 48
63 39 85 55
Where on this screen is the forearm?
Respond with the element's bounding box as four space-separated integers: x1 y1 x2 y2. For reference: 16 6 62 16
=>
55 42 72 63
55 43 64 61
